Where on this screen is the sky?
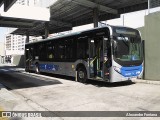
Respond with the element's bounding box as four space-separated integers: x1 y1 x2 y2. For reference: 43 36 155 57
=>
0 28 8 43
0 5 7 43
0 6 160 42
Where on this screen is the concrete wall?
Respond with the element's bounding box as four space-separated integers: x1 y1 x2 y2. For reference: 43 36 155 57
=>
138 11 160 80
0 42 5 64
13 55 25 67
137 27 145 40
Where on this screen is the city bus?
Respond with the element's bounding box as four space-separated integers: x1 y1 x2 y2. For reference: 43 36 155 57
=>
25 25 143 83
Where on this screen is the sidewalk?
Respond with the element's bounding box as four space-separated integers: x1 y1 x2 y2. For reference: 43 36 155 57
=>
132 79 160 85
0 84 56 120
0 83 24 112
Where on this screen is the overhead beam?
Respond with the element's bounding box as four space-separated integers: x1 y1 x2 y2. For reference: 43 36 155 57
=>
26 31 29 43
0 20 34 28
0 0 4 7
68 0 118 14
4 0 17 12
50 19 72 27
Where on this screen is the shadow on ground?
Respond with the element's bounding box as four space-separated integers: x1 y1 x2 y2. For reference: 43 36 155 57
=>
41 72 135 88
0 66 62 90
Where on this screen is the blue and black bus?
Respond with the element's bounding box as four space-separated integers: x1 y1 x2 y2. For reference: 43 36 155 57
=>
25 25 143 83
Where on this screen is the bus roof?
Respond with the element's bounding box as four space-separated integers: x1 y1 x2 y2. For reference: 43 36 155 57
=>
25 25 137 45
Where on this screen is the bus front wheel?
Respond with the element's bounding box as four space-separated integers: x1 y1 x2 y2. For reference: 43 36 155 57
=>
77 67 87 83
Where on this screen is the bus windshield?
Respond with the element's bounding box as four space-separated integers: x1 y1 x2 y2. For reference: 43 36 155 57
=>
113 35 142 63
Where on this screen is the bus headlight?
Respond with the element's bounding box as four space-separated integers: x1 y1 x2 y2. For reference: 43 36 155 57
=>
113 66 121 74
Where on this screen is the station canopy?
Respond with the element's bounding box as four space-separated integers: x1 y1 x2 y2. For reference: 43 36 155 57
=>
0 0 17 11
10 0 148 36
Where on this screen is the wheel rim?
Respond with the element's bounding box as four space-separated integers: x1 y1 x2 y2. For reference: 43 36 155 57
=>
79 71 84 79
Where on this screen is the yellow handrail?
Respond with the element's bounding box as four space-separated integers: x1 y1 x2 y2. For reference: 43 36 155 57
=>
90 56 97 65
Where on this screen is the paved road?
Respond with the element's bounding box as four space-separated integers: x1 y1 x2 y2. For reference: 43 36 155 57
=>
0 65 160 120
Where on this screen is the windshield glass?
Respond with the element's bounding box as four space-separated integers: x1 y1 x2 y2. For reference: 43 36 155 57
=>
113 35 142 62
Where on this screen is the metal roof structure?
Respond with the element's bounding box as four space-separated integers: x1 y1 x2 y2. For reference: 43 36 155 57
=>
0 0 17 11
0 16 46 28
11 0 148 36
0 4 50 36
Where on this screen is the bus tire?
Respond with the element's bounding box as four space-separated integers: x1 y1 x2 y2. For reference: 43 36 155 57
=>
77 67 87 83
25 68 29 72
35 64 40 74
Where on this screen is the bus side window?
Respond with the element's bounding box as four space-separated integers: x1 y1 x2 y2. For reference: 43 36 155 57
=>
39 43 47 61
48 46 53 59
66 39 74 60
47 42 55 61
56 41 65 60
77 38 88 59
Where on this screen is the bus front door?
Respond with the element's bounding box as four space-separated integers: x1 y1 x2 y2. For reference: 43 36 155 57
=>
89 38 103 79
103 37 110 80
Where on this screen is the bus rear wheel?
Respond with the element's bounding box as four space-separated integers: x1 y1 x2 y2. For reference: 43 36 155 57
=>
77 67 87 83
25 67 29 72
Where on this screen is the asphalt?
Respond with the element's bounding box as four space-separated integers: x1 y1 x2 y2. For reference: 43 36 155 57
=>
0 64 160 120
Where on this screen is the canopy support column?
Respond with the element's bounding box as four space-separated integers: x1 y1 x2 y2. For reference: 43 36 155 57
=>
25 31 29 43
93 7 99 28
45 22 49 39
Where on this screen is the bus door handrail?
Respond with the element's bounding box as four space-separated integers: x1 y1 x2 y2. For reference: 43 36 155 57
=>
90 56 97 65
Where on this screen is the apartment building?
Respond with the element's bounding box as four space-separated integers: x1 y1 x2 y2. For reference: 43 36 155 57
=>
16 0 39 6
5 34 25 55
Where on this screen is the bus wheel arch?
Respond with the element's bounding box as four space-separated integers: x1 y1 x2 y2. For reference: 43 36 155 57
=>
35 62 40 74
76 64 88 83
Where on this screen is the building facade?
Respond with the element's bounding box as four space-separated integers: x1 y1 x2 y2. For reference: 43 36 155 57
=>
5 33 40 56
16 0 39 6
5 34 26 56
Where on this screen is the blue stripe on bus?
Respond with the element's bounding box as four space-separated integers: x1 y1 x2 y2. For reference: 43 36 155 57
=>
121 65 143 77
39 64 59 71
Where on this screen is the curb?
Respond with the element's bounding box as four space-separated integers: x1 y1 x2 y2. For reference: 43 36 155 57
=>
132 79 160 85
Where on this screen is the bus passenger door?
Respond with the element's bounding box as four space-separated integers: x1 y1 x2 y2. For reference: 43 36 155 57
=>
103 37 111 80
89 38 103 79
